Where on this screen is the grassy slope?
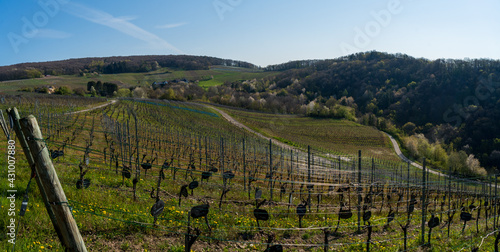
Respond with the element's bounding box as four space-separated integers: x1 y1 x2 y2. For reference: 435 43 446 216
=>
220 106 399 161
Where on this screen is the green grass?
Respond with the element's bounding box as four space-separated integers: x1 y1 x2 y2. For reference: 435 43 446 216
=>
198 79 223 89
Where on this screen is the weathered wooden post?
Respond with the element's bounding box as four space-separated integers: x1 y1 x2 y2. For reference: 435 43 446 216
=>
269 139 273 201
357 150 362 233
421 158 427 245
307 145 311 212
448 165 452 237
20 115 87 252
243 138 246 191
7 108 65 243
495 174 498 229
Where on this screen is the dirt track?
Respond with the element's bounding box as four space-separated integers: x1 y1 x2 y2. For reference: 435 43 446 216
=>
66 99 116 115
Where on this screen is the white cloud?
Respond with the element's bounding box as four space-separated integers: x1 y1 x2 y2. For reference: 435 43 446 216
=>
34 29 72 39
116 15 138 22
63 3 182 53
156 22 188 29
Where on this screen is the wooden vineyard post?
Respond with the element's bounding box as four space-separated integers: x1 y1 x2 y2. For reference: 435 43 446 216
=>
338 156 341 181
307 145 311 212
495 174 498 230
357 150 361 233
243 138 246 192
221 137 224 173
371 158 374 185
7 108 64 244
448 165 452 237
290 149 293 194
421 158 427 245
269 139 273 201
20 115 87 251
134 113 139 200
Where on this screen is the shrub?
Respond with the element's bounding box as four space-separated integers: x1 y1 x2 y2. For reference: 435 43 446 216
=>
18 87 34 92
73 87 86 96
116 88 131 97
54 86 73 95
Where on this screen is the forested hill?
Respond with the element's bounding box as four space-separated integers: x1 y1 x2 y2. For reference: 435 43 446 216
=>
0 55 258 81
254 51 500 169
265 52 499 124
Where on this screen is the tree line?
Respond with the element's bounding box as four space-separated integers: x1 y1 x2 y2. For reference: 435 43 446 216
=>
0 55 259 81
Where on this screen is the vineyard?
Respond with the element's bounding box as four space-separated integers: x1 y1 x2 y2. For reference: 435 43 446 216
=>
1 96 499 251
221 107 397 161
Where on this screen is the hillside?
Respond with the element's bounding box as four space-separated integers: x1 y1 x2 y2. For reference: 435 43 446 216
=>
207 52 500 171
2 51 499 171
0 55 259 82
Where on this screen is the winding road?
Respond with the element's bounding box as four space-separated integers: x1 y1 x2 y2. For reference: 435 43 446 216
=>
383 132 448 177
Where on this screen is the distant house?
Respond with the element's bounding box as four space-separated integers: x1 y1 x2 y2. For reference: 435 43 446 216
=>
152 81 168 89
47 86 56 94
35 85 56 94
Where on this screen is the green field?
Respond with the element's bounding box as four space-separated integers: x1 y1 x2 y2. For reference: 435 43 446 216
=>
0 66 277 94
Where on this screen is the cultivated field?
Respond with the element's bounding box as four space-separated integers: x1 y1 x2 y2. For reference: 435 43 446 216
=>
221 107 398 161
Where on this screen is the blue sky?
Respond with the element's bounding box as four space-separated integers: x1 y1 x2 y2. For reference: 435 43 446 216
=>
1 0 499 67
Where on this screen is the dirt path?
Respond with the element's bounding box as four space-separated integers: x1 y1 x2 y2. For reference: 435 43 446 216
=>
208 105 359 164
206 103 455 179
383 132 450 178
205 104 353 161
206 105 298 151
66 99 117 115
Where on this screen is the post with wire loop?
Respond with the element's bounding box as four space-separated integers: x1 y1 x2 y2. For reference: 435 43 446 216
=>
6 108 64 245
19 114 87 251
